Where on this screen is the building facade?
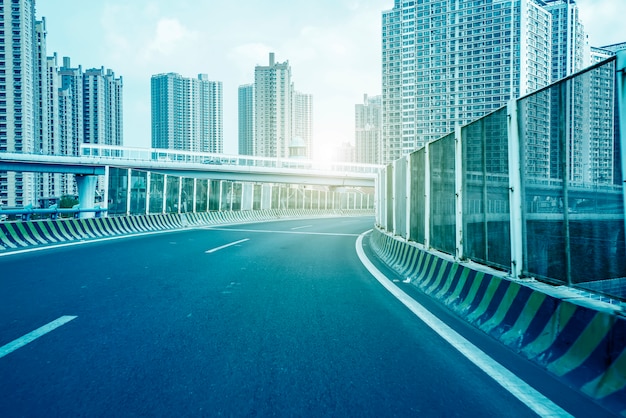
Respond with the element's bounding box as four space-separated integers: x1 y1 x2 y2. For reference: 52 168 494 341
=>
83 67 123 146
292 91 313 158
355 94 382 165
0 0 38 206
151 73 223 153
238 84 254 156
381 0 553 164
254 53 293 158
251 53 313 159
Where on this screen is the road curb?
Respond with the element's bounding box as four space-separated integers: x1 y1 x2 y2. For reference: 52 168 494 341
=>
368 227 626 415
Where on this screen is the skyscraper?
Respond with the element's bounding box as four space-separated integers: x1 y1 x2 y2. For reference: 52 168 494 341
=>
251 53 313 159
254 53 292 158
83 67 123 146
0 0 38 206
238 84 254 156
381 0 553 164
292 91 313 158
151 73 223 153
355 94 382 165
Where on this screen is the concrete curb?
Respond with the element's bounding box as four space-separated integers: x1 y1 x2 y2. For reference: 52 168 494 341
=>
0 209 373 252
369 227 626 415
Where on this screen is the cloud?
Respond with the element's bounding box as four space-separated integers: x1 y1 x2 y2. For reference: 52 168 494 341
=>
145 18 198 57
577 0 626 47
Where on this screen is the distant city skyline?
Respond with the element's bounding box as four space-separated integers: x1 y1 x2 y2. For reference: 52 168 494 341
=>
36 0 626 159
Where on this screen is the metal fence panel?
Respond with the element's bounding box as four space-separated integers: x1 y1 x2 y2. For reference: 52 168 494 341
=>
429 133 456 254
394 158 407 238
166 176 180 213
409 148 426 244
108 167 128 216
462 108 511 269
520 57 625 284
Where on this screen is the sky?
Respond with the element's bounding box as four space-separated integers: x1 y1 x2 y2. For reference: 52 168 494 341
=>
36 0 626 158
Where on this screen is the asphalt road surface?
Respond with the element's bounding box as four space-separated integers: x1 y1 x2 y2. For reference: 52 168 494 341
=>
0 216 612 416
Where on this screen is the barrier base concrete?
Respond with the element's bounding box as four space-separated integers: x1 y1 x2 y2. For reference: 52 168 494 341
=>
369 227 626 416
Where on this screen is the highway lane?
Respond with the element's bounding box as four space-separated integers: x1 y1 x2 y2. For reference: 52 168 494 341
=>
0 216 609 416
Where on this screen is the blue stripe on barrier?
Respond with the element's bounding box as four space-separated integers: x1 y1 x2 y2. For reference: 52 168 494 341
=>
454 268 479 306
474 277 510 326
518 295 559 348
489 285 534 338
464 274 496 316
537 307 597 365
562 325 625 389
428 261 453 294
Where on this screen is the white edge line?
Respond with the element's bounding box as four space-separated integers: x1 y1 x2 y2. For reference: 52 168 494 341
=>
0 228 182 258
205 238 250 254
355 231 571 418
0 315 77 359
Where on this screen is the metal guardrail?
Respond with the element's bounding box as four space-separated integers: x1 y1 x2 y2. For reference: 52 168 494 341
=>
0 205 107 220
79 144 383 175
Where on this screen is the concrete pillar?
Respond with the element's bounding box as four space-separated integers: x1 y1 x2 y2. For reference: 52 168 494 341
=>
76 174 98 219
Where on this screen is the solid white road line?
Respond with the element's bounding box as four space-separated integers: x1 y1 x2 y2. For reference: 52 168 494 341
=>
203 227 359 237
291 225 313 230
205 238 250 254
355 231 571 418
0 315 77 359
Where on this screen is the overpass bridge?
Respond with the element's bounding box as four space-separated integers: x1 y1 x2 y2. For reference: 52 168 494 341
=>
0 146 380 218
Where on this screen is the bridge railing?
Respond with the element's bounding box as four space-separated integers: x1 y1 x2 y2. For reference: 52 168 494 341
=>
377 53 626 300
80 145 383 175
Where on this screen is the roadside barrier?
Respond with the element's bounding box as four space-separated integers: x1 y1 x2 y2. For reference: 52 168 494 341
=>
0 209 373 252
369 227 626 415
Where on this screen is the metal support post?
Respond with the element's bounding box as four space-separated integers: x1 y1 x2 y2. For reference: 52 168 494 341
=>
424 144 431 249
193 178 197 213
178 177 183 214
406 154 412 240
126 168 132 216
616 51 626 251
507 99 524 279
162 175 168 214
146 172 151 215
455 125 464 261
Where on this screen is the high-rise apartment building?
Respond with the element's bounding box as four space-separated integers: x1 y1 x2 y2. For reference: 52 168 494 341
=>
381 0 553 164
59 57 83 156
0 0 38 206
292 91 313 158
151 73 223 153
238 84 254 156
355 94 382 165
83 67 123 146
251 53 313 159
254 53 293 158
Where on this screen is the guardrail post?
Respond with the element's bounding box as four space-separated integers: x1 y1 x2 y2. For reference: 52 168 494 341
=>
392 160 397 235
103 165 110 215
126 168 132 216
616 51 626 244
455 125 464 261
507 99 524 279
178 177 183 214
146 172 151 215
424 143 431 249
162 175 168 214
405 154 412 240
193 178 197 213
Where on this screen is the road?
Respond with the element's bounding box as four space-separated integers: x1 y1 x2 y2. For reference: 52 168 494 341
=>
0 216 611 416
